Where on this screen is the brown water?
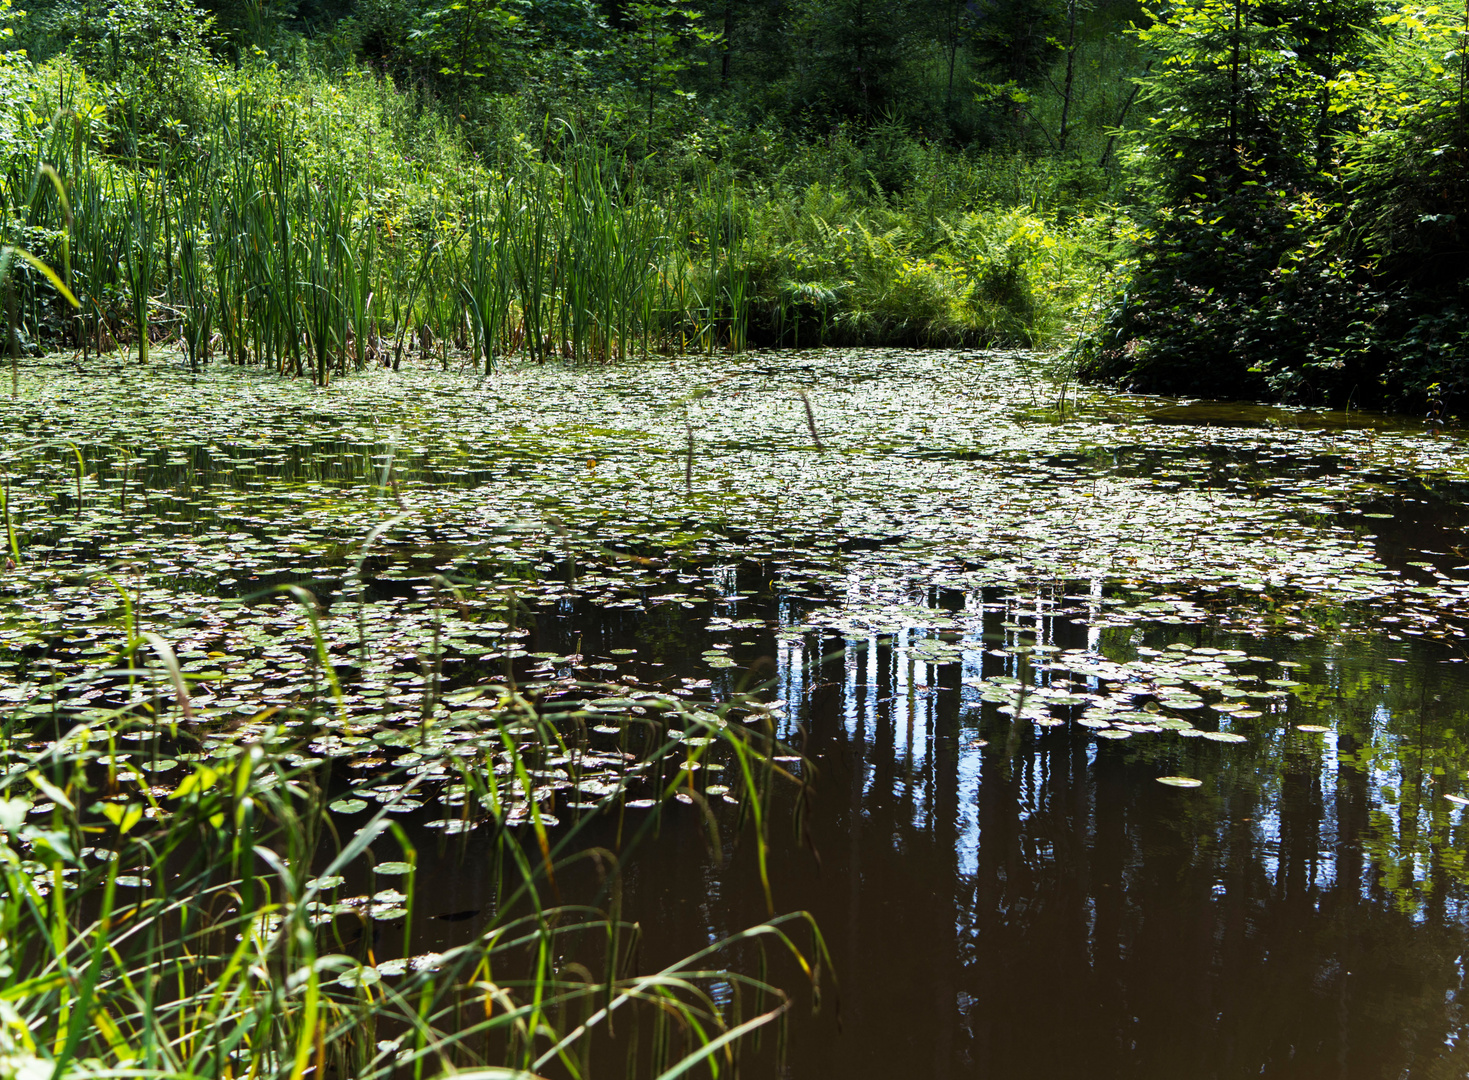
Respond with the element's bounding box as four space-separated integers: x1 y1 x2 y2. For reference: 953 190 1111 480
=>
367 580 1469 1080
6 348 1469 1078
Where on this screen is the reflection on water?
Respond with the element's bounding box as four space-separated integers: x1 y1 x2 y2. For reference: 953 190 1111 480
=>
512 581 1469 1080
7 350 1469 1077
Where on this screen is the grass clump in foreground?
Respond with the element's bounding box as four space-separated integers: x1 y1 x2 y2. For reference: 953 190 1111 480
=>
0 608 829 1079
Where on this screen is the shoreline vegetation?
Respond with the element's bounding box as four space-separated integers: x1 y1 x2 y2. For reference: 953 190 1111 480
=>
5 0 1464 412
0 58 1109 380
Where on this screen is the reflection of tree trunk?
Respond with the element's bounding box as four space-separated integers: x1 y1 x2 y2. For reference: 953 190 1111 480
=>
932 655 962 1079
1093 744 1127 1057
803 632 845 757
1050 601 1095 1040
1415 683 1447 928
1332 726 1368 1077
1279 745 1323 908
843 640 868 1030
872 638 897 817
1214 782 1256 1076
969 594 1007 1067
974 737 1024 1068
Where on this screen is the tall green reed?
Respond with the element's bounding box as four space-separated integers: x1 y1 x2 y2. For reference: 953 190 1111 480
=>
4 100 754 375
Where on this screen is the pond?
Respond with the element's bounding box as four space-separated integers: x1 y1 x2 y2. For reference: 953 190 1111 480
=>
3 347 1469 1078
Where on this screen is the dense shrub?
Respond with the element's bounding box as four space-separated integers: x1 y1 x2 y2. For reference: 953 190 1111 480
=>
1076 0 1469 413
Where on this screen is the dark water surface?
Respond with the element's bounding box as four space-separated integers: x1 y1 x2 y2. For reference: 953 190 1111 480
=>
5 349 1469 1078
520 593 1469 1080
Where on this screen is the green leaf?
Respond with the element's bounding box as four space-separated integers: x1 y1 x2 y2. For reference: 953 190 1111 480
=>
102 802 145 835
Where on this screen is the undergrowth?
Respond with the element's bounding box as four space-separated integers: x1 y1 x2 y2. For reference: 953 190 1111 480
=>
0 54 1109 375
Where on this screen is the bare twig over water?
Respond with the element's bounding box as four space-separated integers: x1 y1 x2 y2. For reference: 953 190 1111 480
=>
686 421 695 494
799 390 824 451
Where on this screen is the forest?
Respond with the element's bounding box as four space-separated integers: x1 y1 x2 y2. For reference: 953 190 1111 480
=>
0 0 1463 409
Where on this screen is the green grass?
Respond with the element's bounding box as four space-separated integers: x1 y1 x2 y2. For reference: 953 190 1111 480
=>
0 572 830 1079
0 57 1103 374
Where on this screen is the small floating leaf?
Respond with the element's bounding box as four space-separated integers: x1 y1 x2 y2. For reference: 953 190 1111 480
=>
337 966 382 988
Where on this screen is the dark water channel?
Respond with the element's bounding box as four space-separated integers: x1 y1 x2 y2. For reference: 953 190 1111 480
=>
573 596 1469 1079
6 350 1469 1078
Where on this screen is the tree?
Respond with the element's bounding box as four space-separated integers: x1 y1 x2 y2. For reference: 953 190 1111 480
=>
619 0 719 154
928 0 974 114
1077 0 1368 402
409 0 523 91
783 0 918 119
1332 3 1469 403
970 0 1062 87
1131 0 1322 194
39 0 217 142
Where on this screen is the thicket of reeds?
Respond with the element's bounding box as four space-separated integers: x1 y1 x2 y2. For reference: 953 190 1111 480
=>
0 588 828 1078
0 77 752 383
0 62 1104 375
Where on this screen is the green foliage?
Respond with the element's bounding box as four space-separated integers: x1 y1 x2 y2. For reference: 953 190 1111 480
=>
1335 8 1469 404
1075 187 1377 400
1077 0 1469 411
781 0 921 119
0 0 24 142
739 183 1097 346
969 0 1062 86
35 0 220 144
611 0 719 153
408 0 521 87
0 0 18 52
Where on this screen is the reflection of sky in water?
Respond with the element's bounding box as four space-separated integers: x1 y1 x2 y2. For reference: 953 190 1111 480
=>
768 574 1469 944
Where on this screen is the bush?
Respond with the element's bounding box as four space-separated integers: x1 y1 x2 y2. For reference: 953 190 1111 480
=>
736 183 1097 347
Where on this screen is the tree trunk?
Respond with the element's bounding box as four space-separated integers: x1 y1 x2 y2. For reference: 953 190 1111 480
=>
721 0 733 86
1057 0 1078 151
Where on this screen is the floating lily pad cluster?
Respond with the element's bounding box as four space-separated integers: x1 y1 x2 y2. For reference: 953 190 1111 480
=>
961 642 1301 739
0 347 1465 748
